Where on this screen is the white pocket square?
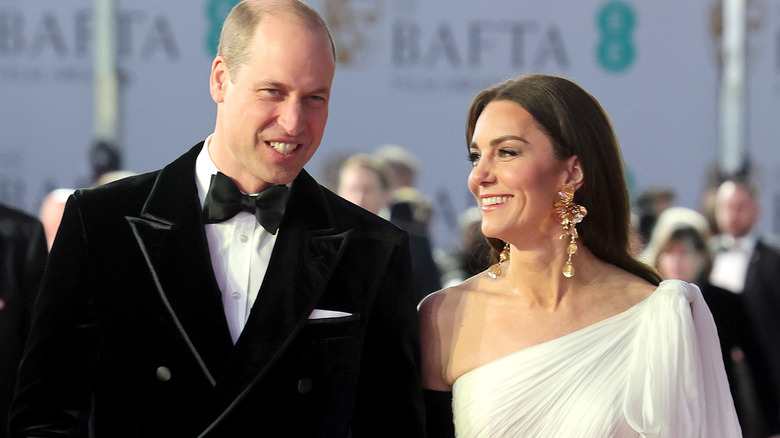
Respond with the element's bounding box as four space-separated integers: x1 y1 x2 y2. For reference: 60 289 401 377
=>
308 309 353 319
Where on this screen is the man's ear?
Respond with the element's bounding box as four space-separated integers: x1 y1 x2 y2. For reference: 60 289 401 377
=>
210 56 230 104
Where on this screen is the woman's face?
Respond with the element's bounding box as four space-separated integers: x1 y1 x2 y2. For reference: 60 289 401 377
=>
467 100 573 244
657 241 706 282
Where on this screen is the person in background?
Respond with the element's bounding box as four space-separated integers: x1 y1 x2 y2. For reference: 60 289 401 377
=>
641 206 780 438
93 170 137 187
436 207 492 289
420 74 740 437
88 140 122 186
336 153 392 217
0 202 47 438
38 174 136 251
374 144 433 232
709 178 780 408
319 151 353 192
634 186 675 248
374 144 441 302
38 189 75 250
9 1 424 436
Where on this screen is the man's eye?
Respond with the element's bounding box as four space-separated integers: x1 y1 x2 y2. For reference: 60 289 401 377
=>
306 95 328 108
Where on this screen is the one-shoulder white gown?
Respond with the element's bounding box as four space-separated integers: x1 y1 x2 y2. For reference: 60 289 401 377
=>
452 280 742 437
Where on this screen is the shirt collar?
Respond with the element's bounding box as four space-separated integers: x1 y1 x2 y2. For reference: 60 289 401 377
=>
722 232 758 253
195 134 220 208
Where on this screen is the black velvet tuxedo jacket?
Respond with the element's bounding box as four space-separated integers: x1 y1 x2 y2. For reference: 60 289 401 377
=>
710 234 780 430
699 282 780 433
9 144 425 437
0 204 47 438
741 238 780 395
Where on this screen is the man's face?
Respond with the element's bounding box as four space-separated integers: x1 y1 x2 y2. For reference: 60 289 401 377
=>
209 14 336 193
338 164 390 215
715 182 759 238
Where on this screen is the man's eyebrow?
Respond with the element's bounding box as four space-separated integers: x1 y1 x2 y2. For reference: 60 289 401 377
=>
252 81 330 95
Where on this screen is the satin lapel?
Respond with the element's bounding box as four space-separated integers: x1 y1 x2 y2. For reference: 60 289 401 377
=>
207 170 349 416
126 144 233 386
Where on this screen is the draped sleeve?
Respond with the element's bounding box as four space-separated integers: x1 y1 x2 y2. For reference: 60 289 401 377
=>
623 280 742 437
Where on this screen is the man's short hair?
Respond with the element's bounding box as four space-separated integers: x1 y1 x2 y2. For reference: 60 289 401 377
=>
217 0 336 81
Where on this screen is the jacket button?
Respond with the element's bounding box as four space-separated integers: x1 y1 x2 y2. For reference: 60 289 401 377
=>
297 378 313 394
156 366 172 382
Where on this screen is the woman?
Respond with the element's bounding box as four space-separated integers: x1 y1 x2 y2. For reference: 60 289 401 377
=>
419 74 741 437
641 207 780 438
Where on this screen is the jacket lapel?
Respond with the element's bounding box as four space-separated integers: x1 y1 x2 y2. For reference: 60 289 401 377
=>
206 170 350 417
744 239 764 295
126 143 233 386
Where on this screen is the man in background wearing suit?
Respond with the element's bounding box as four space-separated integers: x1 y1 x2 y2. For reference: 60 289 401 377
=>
9 1 425 436
0 203 47 438
373 145 442 302
709 177 780 429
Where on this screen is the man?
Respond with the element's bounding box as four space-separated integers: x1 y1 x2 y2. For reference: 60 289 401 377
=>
336 153 392 217
374 144 441 302
9 1 425 436
0 203 47 438
709 178 780 413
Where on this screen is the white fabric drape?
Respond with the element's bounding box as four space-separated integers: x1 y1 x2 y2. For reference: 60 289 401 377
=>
452 280 742 437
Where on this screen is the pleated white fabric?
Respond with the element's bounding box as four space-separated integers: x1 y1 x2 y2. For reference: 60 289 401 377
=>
452 280 742 437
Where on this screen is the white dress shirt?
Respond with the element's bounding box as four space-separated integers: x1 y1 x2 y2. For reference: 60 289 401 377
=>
709 233 756 294
195 135 281 344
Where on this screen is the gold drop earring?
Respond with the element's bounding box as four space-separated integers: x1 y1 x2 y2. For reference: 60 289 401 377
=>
487 242 510 279
553 186 587 278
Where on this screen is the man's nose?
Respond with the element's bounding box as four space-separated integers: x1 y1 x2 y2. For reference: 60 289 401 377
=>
278 100 304 136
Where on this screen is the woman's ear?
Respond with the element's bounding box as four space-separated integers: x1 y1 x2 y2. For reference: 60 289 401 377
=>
563 156 584 190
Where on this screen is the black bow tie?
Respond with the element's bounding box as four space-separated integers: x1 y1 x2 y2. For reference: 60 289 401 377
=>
202 172 289 234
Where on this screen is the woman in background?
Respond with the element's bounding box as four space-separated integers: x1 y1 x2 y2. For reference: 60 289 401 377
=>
641 207 780 438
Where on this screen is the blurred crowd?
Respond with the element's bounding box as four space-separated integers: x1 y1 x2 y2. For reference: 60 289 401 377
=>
633 176 780 438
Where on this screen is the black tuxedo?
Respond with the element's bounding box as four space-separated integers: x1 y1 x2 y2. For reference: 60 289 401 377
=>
9 144 425 437
700 282 780 433
0 204 47 438
741 239 780 393
710 234 780 432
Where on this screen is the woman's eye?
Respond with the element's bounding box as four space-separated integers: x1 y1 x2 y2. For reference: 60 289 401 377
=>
467 152 480 165
497 149 519 158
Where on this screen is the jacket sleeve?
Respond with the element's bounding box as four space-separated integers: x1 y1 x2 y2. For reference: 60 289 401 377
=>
733 295 780 433
9 195 96 438
20 216 48 334
350 232 426 437
424 389 455 438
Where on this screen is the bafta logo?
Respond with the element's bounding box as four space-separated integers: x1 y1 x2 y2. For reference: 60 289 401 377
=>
325 0 383 68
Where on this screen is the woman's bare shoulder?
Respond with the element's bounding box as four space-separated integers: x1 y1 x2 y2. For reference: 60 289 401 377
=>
419 275 481 318
419 277 482 390
599 264 658 307
579 261 658 314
